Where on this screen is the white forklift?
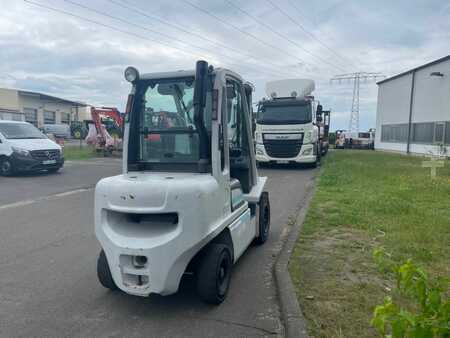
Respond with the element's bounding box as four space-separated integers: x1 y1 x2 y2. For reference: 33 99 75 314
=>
95 61 270 304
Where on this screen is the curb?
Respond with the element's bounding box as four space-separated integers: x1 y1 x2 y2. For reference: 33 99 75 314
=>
274 180 315 338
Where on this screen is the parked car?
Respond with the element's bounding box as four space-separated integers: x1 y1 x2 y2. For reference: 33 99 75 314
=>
41 123 71 139
335 130 375 149
0 121 64 176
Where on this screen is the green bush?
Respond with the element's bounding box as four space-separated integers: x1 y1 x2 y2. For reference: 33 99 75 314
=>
372 250 450 338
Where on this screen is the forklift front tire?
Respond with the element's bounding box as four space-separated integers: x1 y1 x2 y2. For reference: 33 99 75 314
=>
255 192 270 245
97 250 118 291
196 244 232 304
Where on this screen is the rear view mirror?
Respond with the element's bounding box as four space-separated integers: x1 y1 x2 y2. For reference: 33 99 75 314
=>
316 104 323 114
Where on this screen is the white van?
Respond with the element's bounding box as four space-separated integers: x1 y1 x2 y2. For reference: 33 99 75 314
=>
0 121 64 176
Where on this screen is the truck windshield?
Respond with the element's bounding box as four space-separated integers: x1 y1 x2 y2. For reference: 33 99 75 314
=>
130 77 211 167
257 101 312 125
0 123 46 139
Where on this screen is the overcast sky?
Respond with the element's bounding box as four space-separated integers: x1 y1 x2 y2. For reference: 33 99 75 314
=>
1 0 449 130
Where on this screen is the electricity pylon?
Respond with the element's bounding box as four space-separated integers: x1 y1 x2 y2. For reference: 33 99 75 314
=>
331 72 385 132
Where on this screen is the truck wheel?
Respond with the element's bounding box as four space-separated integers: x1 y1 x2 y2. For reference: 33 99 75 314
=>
0 158 14 176
97 250 118 291
255 192 270 244
312 144 321 168
72 129 82 139
196 244 232 304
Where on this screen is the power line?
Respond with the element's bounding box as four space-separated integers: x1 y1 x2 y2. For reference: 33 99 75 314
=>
223 0 348 72
287 0 315 27
266 0 356 69
330 72 385 132
107 0 298 76
61 0 234 61
23 0 292 79
59 0 297 78
109 0 250 59
181 0 311 69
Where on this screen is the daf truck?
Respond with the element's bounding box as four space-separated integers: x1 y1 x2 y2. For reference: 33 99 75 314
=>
255 79 328 167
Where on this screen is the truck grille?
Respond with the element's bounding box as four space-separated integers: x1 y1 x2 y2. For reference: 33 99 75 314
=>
263 139 302 158
30 149 60 161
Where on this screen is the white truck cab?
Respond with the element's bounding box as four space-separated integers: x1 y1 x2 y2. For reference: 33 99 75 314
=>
255 79 321 166
0 120 64 176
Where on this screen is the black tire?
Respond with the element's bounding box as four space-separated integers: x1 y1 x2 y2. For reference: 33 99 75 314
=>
255 192 270 244
97 250 118 290
0 157 14 176
72 129 82 139
312 143 321 168
196 244 232 304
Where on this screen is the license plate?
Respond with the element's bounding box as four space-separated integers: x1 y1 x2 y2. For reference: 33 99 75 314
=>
277 160 289 164
43 160 56 165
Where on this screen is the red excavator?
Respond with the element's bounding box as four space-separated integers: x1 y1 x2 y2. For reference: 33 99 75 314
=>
85 107 124 154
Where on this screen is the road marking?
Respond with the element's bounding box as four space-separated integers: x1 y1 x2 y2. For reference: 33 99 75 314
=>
0 200 35 210
0 187 92 211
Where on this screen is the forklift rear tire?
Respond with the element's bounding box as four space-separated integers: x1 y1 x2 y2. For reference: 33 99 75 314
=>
97 250 118 291
255 192 270 245
196 244 232 304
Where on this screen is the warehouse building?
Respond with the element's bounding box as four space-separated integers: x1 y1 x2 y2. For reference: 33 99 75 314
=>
0 88 87 128
375 55 450 155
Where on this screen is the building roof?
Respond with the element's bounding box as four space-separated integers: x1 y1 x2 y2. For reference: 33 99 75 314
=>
377 54 450 85
0 87 88 106
17 89 88 106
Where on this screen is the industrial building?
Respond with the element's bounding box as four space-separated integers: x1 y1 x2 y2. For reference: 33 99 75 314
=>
0 88 88 128
375 55 450 155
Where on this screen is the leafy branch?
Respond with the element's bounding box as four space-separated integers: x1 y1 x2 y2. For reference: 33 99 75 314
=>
371 248 450 337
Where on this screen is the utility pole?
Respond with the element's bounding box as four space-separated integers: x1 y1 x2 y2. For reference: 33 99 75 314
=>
331 72 385 132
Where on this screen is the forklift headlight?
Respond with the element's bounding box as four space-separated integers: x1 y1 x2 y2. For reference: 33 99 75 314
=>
124 66 139 83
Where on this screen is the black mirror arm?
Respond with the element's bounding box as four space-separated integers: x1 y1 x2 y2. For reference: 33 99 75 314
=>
193 60 210 172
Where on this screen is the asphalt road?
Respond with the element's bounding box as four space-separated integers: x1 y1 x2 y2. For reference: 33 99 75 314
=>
0 160 316 337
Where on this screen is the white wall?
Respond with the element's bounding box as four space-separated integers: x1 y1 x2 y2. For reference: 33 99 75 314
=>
375 73 412 152
0 88 19 110
412 58 450 123
375 57 450 155
18 94 74 127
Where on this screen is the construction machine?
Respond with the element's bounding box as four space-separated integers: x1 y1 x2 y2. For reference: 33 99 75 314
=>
85 107 123 153
94 61 270 304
